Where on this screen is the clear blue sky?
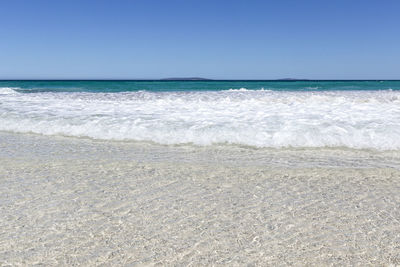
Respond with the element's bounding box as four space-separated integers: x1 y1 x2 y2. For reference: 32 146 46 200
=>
1 0 399 79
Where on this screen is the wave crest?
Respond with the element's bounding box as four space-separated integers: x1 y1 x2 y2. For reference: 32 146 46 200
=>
0 87 19 95
1 90 400 150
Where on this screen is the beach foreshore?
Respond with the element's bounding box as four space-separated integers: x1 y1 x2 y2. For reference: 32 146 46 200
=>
1 132 399 265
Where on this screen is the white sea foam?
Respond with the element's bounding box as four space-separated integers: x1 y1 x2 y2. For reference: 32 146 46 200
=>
228 88 272 92
0 87 20 95
1 89 400 150
227 88 249 91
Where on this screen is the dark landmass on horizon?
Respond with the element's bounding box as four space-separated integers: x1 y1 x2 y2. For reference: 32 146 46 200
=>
277 78 310 81
160 77 310 81
1 78 399 81
160 77 212 81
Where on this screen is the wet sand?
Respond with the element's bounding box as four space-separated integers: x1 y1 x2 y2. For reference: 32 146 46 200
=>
1 132 400 265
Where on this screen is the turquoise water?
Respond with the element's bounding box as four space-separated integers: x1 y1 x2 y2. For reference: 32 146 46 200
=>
0 80 399 93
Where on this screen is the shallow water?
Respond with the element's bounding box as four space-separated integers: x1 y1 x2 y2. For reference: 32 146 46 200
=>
0 132 400 265
1 132 400 169
2 81 400 264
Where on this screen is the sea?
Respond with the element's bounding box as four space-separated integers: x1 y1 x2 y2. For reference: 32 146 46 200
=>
1 80 400 150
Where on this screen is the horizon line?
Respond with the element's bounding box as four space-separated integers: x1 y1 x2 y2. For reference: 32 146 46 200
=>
1 78 400 81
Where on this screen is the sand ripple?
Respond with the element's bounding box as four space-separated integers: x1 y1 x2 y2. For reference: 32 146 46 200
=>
0 133 400 265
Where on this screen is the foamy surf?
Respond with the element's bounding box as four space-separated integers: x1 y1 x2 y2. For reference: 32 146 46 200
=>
1 89 400 150
0 87 20 95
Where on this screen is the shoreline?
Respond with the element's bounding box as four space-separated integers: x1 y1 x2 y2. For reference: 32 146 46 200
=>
1 131 400 169
1 132 400 265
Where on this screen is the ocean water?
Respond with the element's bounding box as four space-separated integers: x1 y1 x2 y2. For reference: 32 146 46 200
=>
1 80 400 150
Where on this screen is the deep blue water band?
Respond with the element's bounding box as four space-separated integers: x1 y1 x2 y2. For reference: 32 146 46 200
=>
1 80 399 93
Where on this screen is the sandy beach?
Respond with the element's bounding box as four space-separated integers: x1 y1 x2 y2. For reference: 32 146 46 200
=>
2 0 400 265
0 132 399 265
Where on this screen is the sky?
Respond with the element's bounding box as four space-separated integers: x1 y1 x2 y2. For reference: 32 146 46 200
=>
0 0 399 79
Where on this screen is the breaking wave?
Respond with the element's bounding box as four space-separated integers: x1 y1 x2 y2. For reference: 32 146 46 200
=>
1 89 400 150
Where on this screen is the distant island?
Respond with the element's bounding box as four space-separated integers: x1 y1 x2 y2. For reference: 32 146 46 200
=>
159 77 310 81
276 78 310 81
160 77 212 81
276 78 309 81
158 77 310 81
